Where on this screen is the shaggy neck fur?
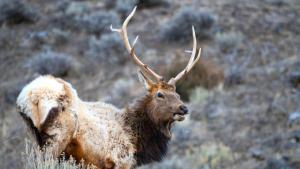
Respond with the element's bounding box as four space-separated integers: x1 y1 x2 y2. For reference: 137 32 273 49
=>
123 95 170 166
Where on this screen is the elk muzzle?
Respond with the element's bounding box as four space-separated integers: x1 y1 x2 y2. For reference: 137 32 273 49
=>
173 104 188 121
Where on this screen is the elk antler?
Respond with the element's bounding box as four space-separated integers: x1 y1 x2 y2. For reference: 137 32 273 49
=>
168 26 202 86
111 7 201 85
110 6 164 82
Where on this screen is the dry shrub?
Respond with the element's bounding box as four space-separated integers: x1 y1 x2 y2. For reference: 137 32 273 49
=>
137 0 170 8
166 55 224 101
27 51 78 77
59 9 120 35
23 141 96 169
161 6 216 43
113 0 137 19
139 142 234 169
0 0 39 26
86 33 127 65
4 78 34 104
104 0 169 13
215 31 243 52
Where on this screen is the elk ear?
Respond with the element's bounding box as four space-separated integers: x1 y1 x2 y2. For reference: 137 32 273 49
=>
138 70 154 91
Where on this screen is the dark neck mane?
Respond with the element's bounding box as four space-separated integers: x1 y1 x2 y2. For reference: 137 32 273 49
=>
123 95 170 166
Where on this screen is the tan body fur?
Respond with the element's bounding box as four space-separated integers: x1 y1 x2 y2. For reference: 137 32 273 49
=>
17 76 136 168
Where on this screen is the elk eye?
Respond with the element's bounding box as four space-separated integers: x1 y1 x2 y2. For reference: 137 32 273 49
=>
157 92 164 99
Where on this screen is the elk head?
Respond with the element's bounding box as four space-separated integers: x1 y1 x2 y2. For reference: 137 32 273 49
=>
111 7 201 138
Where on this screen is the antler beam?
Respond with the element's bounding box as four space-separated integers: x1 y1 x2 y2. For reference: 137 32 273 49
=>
110 6 164 82
168 26 202 85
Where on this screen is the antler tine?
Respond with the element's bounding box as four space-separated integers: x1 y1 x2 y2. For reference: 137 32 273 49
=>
168 26 202 85
187 48 201 72
186 26 197 70
110 6 163 82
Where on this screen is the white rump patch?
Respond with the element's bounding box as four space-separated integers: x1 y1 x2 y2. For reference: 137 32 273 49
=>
16 76 75 129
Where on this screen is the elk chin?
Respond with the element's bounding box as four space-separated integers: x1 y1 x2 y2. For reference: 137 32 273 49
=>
159 121 173 139
159 115 186 138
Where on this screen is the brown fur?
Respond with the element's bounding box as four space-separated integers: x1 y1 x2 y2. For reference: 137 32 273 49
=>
64 139 84 162
124 95 170 165
120 81 187 166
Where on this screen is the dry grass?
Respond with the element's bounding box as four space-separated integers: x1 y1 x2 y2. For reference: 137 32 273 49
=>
23 141 96 169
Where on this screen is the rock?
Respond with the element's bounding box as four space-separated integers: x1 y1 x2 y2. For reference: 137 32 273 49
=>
0 0 39 25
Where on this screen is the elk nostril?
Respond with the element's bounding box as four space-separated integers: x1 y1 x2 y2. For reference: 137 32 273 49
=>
179 105 188 114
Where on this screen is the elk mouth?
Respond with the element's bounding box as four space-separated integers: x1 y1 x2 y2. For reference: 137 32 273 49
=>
173 112 187 121
161 112 187 138
160 120 173 139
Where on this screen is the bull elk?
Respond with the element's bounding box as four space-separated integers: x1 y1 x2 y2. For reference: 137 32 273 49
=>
17 7 201 169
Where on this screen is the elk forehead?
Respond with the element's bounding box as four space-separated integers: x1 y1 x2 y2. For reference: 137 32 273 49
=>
147 82 175 94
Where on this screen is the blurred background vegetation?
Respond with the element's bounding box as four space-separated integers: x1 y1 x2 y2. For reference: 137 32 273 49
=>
0 0 300 168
